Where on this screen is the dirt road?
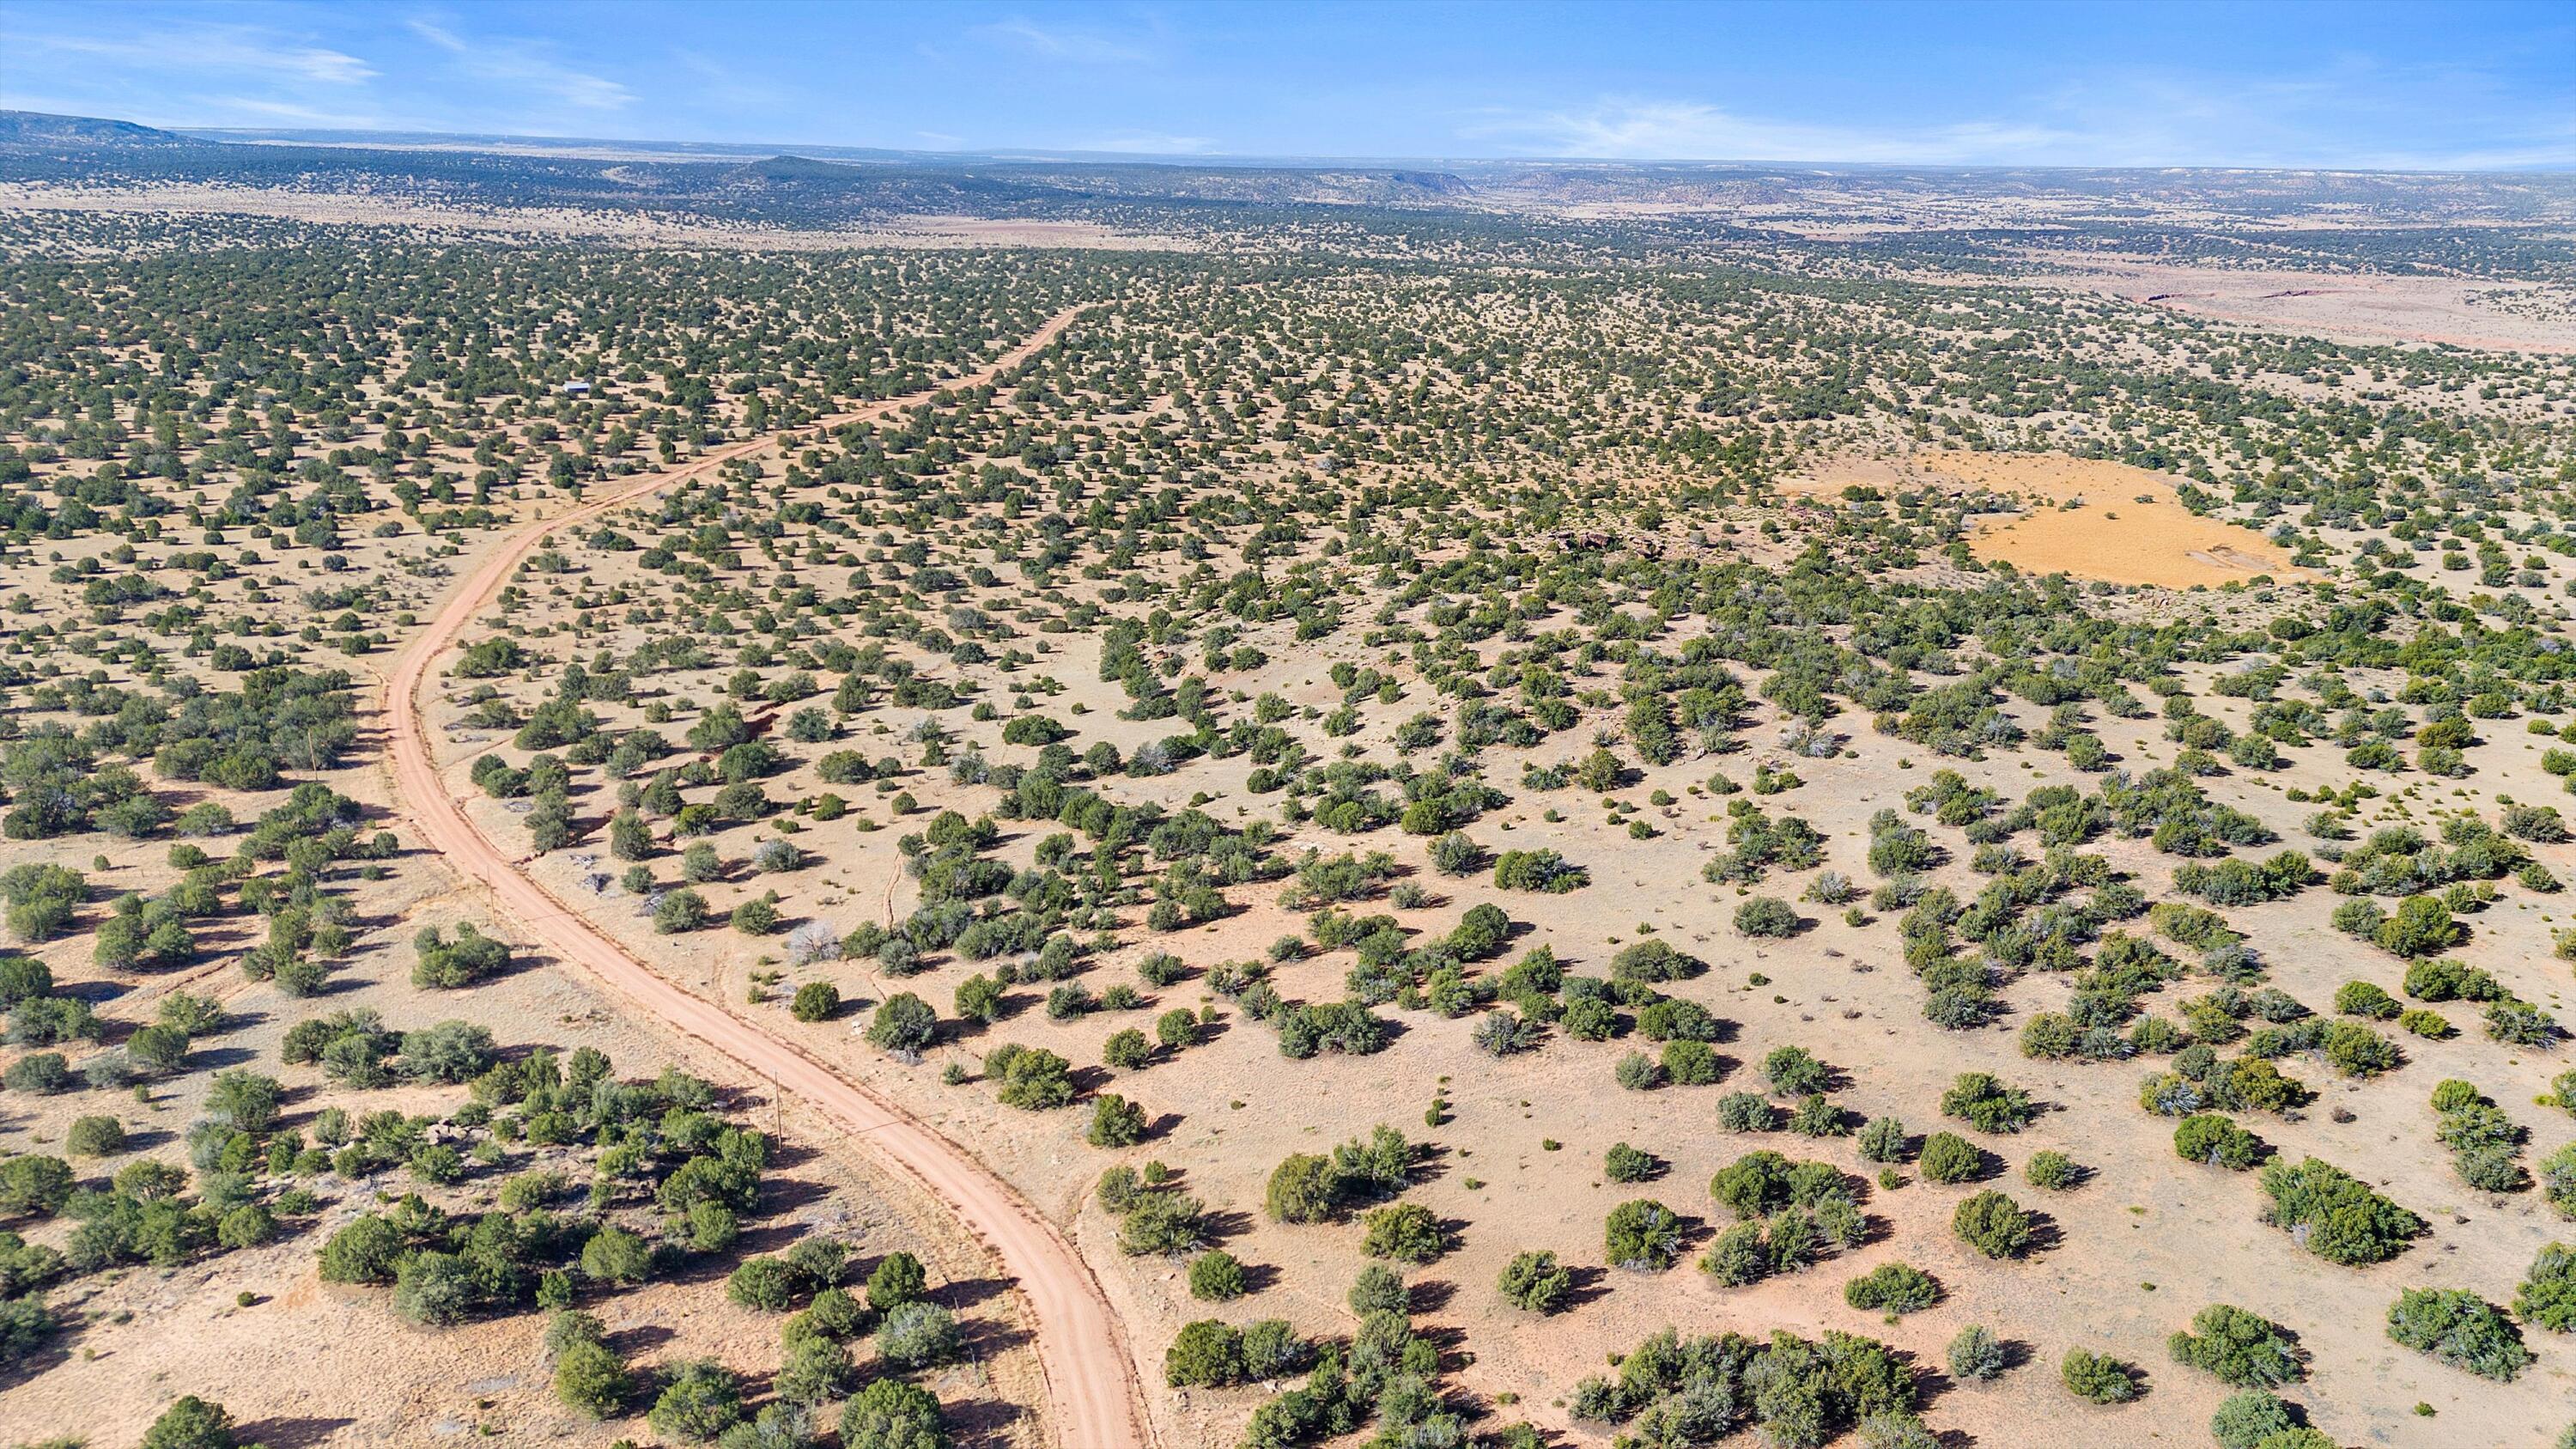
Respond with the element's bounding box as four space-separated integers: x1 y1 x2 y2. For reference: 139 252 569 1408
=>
381 307 1152 1449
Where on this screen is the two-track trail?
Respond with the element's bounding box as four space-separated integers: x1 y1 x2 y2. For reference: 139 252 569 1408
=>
381 307 1151 1448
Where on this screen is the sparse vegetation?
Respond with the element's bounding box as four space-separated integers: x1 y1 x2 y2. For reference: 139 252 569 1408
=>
0 115 2570 1449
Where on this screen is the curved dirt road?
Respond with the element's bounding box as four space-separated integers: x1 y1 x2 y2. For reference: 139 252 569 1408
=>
382 307 1151 1449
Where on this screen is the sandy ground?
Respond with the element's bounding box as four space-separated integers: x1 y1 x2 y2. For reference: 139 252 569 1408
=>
0 198 2568 1449
0 322 1094 1444
380 305 1148 1449
1782 452 2308 588
493 619 2576 1449
433 551 2573 1449
0 757 1048 1449
2024 255 2576 354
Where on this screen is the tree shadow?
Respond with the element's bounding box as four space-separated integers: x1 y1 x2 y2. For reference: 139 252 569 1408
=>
1911 1359 1959 1409
935 1275 1017 1312
605 1322 676 1357
1406 1141 1455 1187
1406 1278 1456 1315
0 1330 72 1389
946 1391 1030 1449
957 1317 1036 1363
1560 1263 1615 1311
235 1417 355 1449
765 1137 823 1171
1196 1208 1256 1246
758 1173 835 1218
59 978 134 1007
2020 1211 2065 1257
117 1124 179 1154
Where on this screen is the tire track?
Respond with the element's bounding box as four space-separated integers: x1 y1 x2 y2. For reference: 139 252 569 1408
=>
380 307 1150 1448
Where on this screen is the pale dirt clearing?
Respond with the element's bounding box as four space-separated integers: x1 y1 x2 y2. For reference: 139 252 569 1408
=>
1784 452 2307 588
0 183 1194 252
2023 255 2576 354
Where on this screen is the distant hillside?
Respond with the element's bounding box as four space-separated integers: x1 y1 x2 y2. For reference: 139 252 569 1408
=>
4 110 2573 266
723 154 885 183
0 110 195 151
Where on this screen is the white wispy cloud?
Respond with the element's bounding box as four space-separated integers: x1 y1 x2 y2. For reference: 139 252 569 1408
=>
1462 62 2576 171
3 21 377 88
199 95 393 130
1463 99 2083 166
406 16 633 111
973 15 1151 65
1064 131 1215 155
666 51 778 116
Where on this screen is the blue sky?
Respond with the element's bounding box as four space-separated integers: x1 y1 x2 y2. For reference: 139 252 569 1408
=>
4 1 2571 169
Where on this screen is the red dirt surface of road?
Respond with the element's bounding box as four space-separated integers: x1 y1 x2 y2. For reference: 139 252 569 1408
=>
382 307 1151 1449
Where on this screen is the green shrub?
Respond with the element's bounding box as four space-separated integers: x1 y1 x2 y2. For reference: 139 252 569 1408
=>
726 1257 796 1312
1188 1250 1247 1301
1164 1318 1243 1386
1735 897 1798 937
1498 1250 1571 1312
1940 1071 2037 1132
143 1397 243 1449
1361 1202 1444 1263
2259 1158 2421 1265
1761 1045 1830 1095
2209 1389 2294 1449
2023 1150 2077 1190
1844 1262 1940 1313
1953 1190 2034 1259
2512 1242 2576 1333
1857 1116 1907 1163
1605 1142 1656 1183
647 1358 744 1441
866 993 939 1057
2385 1287 2531 1380
1085 1093 1146 1147
876 1300 961 1369
1947 1324 2005 1381
318 1214 404 1283
1604 1198 1685 1271
867 1251 927 1312
1265 1152 1340 1224
1917 1131 1980 1184
554 1339 630 1419
2060 1347 2137 1403
2168 1304 2305 1387
2174 1113 2262 1170
64 1115 125 1157
790 981 841 1022
841 1379 947 1449
1348 1263 1406 1315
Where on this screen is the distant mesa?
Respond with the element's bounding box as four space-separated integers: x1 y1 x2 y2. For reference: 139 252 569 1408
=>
722 154 876 185
0 110 197 151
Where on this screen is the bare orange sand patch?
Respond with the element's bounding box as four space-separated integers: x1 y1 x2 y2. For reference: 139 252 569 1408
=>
1786 452 2309 588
